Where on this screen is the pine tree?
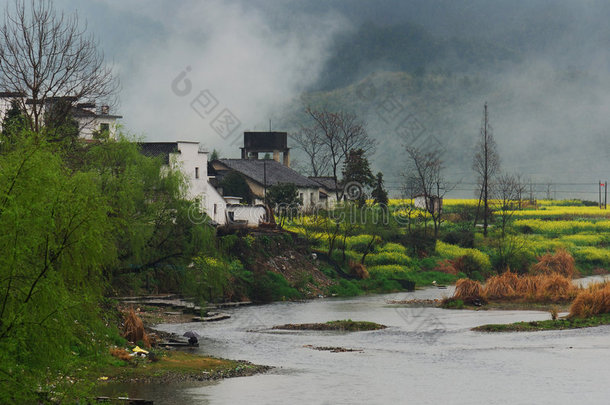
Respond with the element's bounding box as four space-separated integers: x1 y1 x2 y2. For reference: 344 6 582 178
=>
371 172 389 205
342 148 375 206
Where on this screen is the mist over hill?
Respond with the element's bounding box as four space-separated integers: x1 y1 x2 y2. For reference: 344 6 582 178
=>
274 1 610 199
51 0 610 199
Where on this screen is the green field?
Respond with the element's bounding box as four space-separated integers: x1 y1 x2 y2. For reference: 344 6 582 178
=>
285 199 610 292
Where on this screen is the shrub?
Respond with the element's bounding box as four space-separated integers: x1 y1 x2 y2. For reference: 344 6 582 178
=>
436 241 492 272
365 251 411 267
349 261 370 279
531 248 576 278
379 242 408 254
442 229 475 248
367 264 411 279
397 228 436 257
434 259 459 275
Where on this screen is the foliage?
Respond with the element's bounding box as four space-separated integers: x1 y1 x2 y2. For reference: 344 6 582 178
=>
342 148 375 206
436 241 491 271
371 172 389 205
220 171 253 204
0 136 113 402
267 182 302 227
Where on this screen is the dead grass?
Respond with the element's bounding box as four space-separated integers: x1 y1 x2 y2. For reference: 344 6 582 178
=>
452 279 484 304
434 259 459 275
570 282 610 318
453 270 576 303
123 308 150 348
349 261 370 279
109 348 132 362
532 248 576 278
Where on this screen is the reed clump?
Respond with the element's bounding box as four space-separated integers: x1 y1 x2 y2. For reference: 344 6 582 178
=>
532 248 576 279
123 308 150 348
453 278 484 302
569 282 610 318
452 270 576 303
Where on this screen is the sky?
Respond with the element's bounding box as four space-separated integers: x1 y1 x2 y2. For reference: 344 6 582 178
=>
54 0 349 152
13 0 610 198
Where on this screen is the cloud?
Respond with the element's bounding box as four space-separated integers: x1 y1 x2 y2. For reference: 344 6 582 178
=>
80 0 349 153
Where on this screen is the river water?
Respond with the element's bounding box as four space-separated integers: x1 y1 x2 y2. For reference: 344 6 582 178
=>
105 278 610 404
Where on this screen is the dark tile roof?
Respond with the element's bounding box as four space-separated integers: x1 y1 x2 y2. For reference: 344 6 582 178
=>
309 176 341 191
139 142 179 164
217 159 320 188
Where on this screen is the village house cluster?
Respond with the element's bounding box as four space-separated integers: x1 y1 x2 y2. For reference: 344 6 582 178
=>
0 94 338 227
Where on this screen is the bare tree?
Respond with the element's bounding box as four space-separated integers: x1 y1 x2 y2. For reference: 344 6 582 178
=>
405 146 451 238
473 102 500 236
304 107 375 200
291 125 330 177
492 173 522 237
0 0 118 132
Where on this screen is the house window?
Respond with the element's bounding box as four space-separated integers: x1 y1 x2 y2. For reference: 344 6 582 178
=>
299 193 303 202
310 192 314 204
214 204 217 215
195 167 199 179
100 123 109 133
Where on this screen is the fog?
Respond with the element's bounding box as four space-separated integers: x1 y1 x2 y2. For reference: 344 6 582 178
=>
51 0 610 198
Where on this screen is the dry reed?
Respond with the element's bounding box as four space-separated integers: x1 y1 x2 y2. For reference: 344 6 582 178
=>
532 248 576 278
349 261 370 279
453 279 484 302
453 270 576 303
570 283 610 318
123 308 150 348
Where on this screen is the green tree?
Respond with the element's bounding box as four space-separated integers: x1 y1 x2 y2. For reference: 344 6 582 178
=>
342 148 375 206
81 136 212 283
0 99 28 147
266 183 302 227
219 171 253 204
0 135 113 402
371 172 389 205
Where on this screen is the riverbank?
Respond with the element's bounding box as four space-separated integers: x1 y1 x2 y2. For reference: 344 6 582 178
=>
92 305 271 389
97 351 271 384
473 313 610 332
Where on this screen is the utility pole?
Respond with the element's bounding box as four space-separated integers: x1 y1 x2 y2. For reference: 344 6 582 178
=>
600 180 603 209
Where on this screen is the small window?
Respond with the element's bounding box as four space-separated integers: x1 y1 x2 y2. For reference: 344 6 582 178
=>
100 123 110 133
213 204 217 215
195 167 199 179
299 193 303 201
310 192 314 203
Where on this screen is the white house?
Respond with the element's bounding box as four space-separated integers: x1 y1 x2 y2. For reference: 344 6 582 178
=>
140 141 227 225
414 195 443 214
0 93 121 139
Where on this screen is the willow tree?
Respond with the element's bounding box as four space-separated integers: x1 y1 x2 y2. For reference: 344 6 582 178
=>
0 136 112 402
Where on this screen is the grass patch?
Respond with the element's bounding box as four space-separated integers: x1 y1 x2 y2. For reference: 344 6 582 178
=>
97 350 269 382
473 313 610 332
272 319 386 332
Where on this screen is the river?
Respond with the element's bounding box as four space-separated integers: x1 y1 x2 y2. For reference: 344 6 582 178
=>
105 278 610 404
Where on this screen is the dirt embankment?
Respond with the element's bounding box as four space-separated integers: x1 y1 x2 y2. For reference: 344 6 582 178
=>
243 232 336 297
